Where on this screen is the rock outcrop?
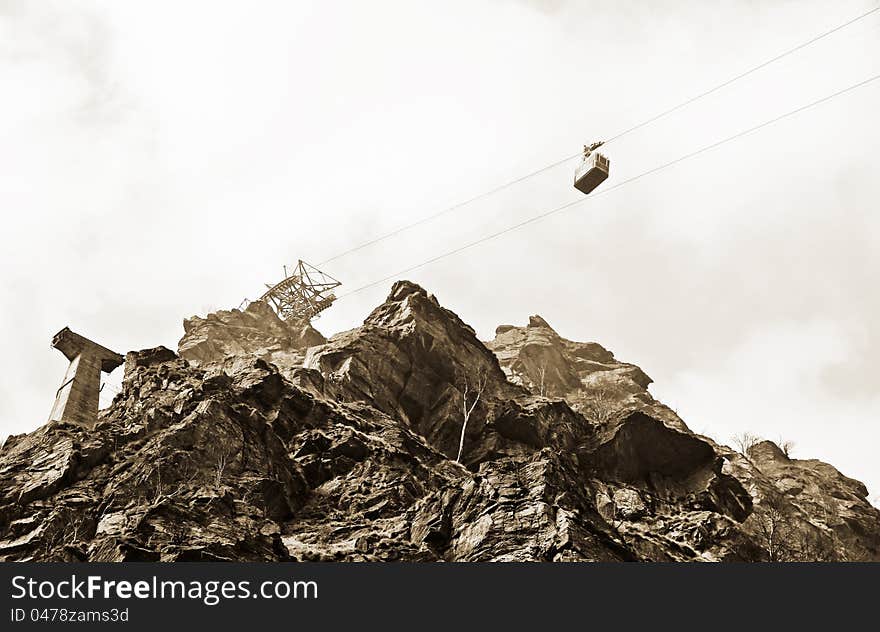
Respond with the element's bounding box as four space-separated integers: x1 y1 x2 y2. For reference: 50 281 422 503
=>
302 282 522 458
178 300 325 375
728 441 880 561
487 315 685 430
1 282 877 561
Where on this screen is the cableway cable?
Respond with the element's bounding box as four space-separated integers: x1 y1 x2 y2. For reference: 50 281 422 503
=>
334 72 880 300
316 5 880 267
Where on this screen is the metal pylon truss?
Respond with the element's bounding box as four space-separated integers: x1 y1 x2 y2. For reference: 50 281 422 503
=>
259 260 341 322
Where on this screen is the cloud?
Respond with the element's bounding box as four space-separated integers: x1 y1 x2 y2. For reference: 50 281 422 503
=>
1 0 878 497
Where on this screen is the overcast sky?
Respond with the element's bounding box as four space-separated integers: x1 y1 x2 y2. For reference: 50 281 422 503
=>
1 0 878 503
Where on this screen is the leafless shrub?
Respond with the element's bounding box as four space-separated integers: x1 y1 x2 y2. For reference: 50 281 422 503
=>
65 515 85 543
793 529 839 562
751 492 840 562
581 389 622 425
169 522 189 546
213 450 232 487
208 443 240 488
143 454 200 503
146 462 165 501
732 432 761 455
41 509 87 558
778 438 795 458
42 533 60 558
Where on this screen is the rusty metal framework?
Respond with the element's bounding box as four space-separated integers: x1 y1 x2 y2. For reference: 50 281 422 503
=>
259 260 341 322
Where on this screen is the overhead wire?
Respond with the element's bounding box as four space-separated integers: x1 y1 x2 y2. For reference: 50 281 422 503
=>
335 71 880 300
316 5 880 266
602 4 880 143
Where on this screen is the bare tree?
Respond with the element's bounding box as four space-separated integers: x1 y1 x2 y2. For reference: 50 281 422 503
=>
751 491 841 561
148 461 164 501
456 369 488 463
793 528 839 562
213 447 235 488
538 361 547 397
732 432 761 455
778 437 795 458
754 492 796 561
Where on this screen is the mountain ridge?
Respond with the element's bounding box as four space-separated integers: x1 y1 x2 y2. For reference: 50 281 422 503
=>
1 281 877 561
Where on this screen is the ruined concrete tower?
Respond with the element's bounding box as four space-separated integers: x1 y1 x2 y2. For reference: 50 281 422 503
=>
48 327 123 427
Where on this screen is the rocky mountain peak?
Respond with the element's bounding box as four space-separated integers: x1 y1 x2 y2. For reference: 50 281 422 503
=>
486 315 659 420
364 281 480 341
527 314 556 331
303 281 517 458
1 281 878 562
748 440 790 463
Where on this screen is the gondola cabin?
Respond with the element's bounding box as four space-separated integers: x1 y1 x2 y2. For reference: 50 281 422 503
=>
574 152 610 194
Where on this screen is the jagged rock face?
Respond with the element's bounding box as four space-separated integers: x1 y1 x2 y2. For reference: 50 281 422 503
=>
487 316 685 431
303 281 522 459
409 451 634 561
1 282 878 562
725 441 880 561
178 300 325 374
487 316 880 561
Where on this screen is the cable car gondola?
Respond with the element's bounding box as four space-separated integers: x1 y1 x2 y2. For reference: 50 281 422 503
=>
574 141 609 195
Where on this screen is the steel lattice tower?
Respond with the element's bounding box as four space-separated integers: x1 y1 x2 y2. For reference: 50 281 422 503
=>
259 260 341 322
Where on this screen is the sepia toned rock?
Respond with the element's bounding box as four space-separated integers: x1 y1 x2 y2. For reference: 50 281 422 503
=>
178 300 325 376
1 282 877 561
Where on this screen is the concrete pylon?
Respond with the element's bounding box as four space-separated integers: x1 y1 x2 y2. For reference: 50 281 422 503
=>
49 327 123 427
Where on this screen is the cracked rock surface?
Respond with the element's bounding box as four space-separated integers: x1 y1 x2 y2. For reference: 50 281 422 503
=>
2 281 877 561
